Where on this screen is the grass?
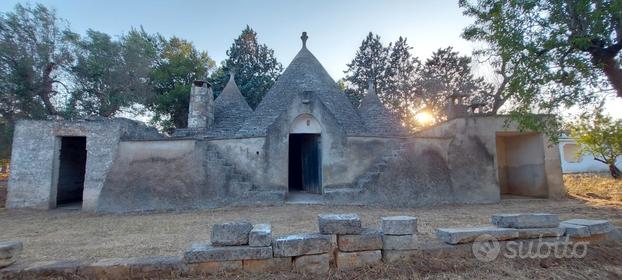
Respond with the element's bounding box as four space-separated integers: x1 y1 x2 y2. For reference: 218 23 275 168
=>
564 173 622 202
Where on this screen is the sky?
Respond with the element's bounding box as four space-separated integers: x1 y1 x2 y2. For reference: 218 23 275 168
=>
1 0 620 119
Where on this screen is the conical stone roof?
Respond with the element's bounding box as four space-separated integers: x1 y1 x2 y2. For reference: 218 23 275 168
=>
236 33 365 136
358 81 407 136
209 73 253 137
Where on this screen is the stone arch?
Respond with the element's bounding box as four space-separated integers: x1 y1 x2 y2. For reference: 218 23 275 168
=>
290 114 322 134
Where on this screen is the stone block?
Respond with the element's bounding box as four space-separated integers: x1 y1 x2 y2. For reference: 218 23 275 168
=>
183 244 272 263
79 258 131 280
318 213 362 234
436 227 519 244
381 216 418 235
210 220 253 246
562 219 614 235
382 250 418 263
517 227 565 239
335 250 381 270
0 241 22 268
128 256 186 279
272 233 331 257
338 228 382 252
186 260 242 276
491 213 559 229
21 260 85 278
382 234 418 250
559 223 591 237
293 253 329 274
249 224 272 247
243 257 292 273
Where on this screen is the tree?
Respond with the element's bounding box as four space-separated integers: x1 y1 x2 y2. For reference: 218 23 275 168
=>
460 0 622 134
343 32 391 106
419 47 488 123
149 36 214 131
209 26 282 109
0 3 77 157
384 37 422 129
569 112 622 179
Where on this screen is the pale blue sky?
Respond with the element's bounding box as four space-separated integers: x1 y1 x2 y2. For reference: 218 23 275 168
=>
0 0 474 80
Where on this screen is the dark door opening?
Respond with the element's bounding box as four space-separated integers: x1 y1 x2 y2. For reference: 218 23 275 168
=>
56 137 87 206
288 134 321 194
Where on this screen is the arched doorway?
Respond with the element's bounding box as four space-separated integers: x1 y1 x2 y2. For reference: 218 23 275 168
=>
288 114 322 194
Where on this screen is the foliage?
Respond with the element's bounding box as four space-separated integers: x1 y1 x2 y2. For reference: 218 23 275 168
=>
209 26 282 109
569 112 622 179
419 46 489 123
343 32 391 106
149 37 214 131
460 0 622 135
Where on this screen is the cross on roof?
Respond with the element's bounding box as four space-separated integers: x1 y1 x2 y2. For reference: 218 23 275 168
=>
301 32 308 48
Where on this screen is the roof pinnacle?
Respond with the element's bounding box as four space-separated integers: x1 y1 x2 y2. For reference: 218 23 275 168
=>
301 32 308 48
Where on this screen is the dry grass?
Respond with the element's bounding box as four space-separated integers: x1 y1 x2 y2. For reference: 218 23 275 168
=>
0 198 621 264
564 172 622 202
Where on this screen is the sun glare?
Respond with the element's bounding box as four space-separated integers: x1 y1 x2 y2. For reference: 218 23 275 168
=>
414 112 434 125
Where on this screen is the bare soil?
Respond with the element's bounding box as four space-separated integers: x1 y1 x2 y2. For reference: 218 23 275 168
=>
565 172 622 201
0 197 621 264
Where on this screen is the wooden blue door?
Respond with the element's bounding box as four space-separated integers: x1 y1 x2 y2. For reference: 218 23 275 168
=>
301 134 321 194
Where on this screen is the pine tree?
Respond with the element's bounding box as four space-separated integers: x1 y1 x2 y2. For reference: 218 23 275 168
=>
209 26 282 109
343 32 390 107
384 37 421 127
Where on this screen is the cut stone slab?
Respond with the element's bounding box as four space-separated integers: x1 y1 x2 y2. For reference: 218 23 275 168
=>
381 216 418 235
293 253 329 274
562 219 614 235
336 250 381 270
517 227 565 239
436 227 519 244
187 260 242 276
183 244 272 263
243 258 292 273
249 224 272 247
382 250 419 263
338 228 382 252
0 241 23 268
210 221 253 246
79 258 132 280
272 233 331 257
491 213 559 229
382 234 419 250
127 256 185 279
560 223 591 237
318 213 362 234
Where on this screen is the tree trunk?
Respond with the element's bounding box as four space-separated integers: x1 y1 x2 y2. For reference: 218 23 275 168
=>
40 63 58 115
610 164 621 179
592 52 622 99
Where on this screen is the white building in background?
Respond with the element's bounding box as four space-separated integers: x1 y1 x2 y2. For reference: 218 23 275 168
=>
559 134 622 173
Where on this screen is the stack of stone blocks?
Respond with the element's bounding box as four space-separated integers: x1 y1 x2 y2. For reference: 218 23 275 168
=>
436 213 620 245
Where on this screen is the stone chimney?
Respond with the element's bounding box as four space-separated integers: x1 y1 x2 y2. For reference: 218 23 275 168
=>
187 80 214 129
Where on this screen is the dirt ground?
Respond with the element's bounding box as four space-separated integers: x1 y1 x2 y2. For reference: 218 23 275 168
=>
0 197 621 263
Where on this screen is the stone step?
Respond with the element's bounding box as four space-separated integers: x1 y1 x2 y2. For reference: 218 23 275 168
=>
561 219 614 235
272 233 331 257
318 213 362 235
436 227 519 245
491 213 560 229
184 245 272 263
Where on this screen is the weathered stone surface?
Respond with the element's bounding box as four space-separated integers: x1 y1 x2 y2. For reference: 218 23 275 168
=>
382 234 419 250
318 213 362 234
517 227 565 239
562 219 614 235
21 260 86 278
336 250 381 270
560 223 591 237
186 260 242 276
338 228 382 252
128 256 186 279
381 216 418 235
183 244 272 263
249 224 272 247
243 258 292 273
272 233 331 257
210 220 253 246
436 227 519 244
0 241 22 268
382 250 419 263
79 258 131 280
491 213 559 229
293 253 330 274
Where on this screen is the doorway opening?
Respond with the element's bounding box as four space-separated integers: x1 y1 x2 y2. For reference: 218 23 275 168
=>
56 136 87 207
496 132 548 198
288 133 321 194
